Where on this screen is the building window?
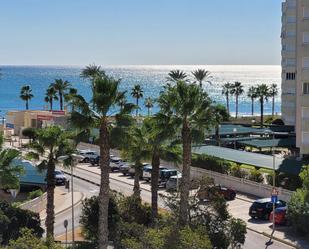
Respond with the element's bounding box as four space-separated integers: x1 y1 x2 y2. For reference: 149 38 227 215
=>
302 132 309 145
286 59 296 66
302 107 309 119
304 7 309 19
304 32 309 43
303 58 309 68
286 72 296 80
286 30 296 37
303 82 309 94
287 0 296 8
287 16 296 23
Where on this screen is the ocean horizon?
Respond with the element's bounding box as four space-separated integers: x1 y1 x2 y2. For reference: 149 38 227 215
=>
0 65 281 116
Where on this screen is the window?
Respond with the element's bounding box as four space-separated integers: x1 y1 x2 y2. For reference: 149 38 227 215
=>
286 72 296 80
304 7 309 19
286 30 296 37
287 0 296 8
304 58 309 68
303 82 309 94
286 58 296 66
287 16 296 23
304 32 309 43
302 107 309 119
302 132 309 145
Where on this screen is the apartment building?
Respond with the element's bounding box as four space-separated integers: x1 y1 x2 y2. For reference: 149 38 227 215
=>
282 0 309 156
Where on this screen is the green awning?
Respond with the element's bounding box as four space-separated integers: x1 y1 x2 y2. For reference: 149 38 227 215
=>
192 145 304 175
238 138 296 148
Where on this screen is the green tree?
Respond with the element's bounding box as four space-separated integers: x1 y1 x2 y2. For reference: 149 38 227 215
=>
166 70 188 83
64 87 78 112
118 92 127 111
22 128 37 142
157 80 215 225
71 71 134 249
222 83 232 115
212 104 229 146
255 84 270 128
247 86 257 116
269 83 279 117
230 81 244 119
80 64 106 90
20 85 34 110
192 69 211 88
51 79 70 110
44 84 58 111
26 126 74 239
131 84 144 116
144 97 154 117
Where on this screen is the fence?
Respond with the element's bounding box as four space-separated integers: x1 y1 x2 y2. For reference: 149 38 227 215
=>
19 193 47 213
191 167 293 202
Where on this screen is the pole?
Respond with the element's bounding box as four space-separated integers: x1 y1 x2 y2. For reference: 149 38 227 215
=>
65 226 68 248
71 162 75 248
272 132 276 236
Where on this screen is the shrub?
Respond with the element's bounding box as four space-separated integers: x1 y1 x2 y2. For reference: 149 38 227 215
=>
266 172 302 191
21 128 37 141
248 168 264 183
27 189 43 200
230 164 247 178
191 154 231 174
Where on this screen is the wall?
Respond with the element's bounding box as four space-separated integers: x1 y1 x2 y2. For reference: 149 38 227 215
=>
191 167 293 202
19 193 47 213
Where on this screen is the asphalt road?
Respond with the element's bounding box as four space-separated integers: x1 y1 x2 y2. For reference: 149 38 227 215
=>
52 166 295 249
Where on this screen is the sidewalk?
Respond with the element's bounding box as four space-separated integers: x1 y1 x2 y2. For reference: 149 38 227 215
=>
40 188 84 221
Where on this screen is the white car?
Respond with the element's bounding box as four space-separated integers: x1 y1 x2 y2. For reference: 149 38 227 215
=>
78 150 99 163
142 165 168 182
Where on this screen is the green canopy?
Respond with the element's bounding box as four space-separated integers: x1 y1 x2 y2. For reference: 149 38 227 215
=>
238 138 296 149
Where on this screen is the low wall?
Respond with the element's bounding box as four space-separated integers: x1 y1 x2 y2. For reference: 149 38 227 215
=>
19 193 47 213
191 167 293 202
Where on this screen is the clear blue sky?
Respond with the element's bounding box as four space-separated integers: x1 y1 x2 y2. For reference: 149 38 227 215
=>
0 0 283 65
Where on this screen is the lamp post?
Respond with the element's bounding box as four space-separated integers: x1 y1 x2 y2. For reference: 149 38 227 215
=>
233 128 237 149
58 154 83 248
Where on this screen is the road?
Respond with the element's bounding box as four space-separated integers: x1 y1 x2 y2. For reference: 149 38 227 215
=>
53 165 295 249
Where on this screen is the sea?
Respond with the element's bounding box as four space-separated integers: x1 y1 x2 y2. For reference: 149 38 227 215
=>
0 65 281 117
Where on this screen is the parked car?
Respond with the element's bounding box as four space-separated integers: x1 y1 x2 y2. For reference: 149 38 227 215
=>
129 163 151 178
249 198 286 220
166 175 182 191
78 150 99 163
197 184 236 201
159 169 181 187
269 206 288 225
90 155 100 166
119 163 131 176
54 170 66 186
110 156 122 164
142 165 168 182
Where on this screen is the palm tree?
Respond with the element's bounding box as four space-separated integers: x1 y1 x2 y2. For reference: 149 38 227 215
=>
131 84 144 116
247 86 257 116
118 92 127 111
192 69 211 88
26 126 73 239
52 79 70 111
255 84 270 128
222 83 232 115
44 85 58 111
166 70 188 83
144 97 154 116
64 88 78 112
20 85 34 110
212 104 229 146
269 84 279 117
230 81 244 118
80 64 106 90
157 80 215 226
71 71 134 249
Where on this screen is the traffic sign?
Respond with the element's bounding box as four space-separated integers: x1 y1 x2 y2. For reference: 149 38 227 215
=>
271 195 278 204
64 219 68 228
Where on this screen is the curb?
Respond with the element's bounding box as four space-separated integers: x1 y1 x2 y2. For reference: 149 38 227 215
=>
246 227 300 249
41 192 85 222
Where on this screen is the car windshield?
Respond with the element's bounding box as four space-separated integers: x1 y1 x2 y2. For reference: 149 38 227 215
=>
54 171 62 175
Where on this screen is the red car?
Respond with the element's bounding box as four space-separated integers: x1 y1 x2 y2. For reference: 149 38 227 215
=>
269 206 288 225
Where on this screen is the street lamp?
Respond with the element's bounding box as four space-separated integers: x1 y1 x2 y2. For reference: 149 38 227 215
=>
58 153 84 248
233 128 237 149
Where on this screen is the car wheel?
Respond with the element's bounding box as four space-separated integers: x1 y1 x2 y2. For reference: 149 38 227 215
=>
229 193 236 200
84 158 89 163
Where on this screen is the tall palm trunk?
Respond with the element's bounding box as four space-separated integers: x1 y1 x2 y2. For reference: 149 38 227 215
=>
260 99 264 128
133 163 142 198
45 157 55 239
147 107 150 117
151 150 160 221
226 94 230 115
179 119 191 226
98 119 110 249
26 100 29 110
272 95 275 117
235 95 239 118
59 92 63 110
199 80 202 88
136 98 139 116
50 99 53 111
215 125 220 146
251 97 254 116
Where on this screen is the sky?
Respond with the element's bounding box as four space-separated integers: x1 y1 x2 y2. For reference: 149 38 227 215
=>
0 0 283 66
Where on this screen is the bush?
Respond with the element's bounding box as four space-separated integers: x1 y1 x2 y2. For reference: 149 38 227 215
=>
0 201 44 245
266 172 302 191
22 128 37 141
248 168 264 183
230 164 247 178
27 189 43 200
191 154 231 174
